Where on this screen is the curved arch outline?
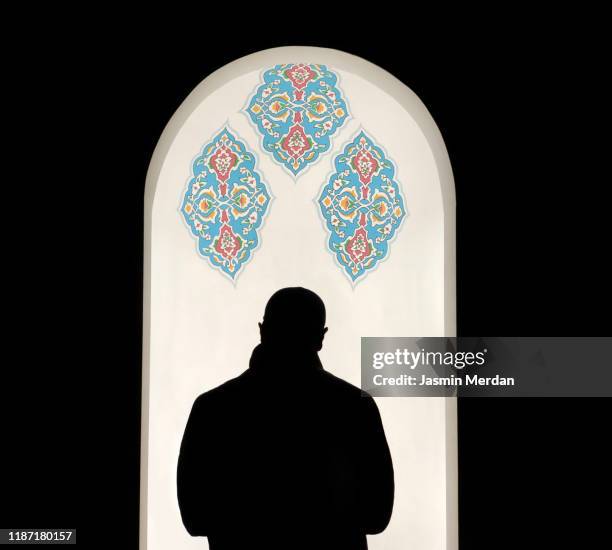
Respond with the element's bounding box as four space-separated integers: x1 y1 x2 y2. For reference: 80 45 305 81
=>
142 46 457 550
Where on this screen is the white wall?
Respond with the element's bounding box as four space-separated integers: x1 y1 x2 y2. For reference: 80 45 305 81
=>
142 47 456 550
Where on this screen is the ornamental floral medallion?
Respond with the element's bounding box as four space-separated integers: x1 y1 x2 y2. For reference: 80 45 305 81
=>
318 131 406 282
245 64 350 177
180 128 272 280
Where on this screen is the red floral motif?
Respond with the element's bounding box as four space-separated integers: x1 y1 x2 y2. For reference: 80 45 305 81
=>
351 147 379 186
182 128 272 280
281 124 312 160
345 227 371 265
209 144 238 184
318 131 406 283
284 64 316 90
214 223 242 260
247 64 350 176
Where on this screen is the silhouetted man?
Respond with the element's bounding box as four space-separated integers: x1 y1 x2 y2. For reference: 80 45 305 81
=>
177 287 394 550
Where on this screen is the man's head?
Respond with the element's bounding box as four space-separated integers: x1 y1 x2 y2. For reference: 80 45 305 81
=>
259 287 328 352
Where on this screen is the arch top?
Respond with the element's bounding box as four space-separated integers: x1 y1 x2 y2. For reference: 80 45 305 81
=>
145 46 455 217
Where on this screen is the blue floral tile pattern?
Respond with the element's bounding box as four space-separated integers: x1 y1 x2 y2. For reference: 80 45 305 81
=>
318 131 406 282
180 128 271 280
245 64 350 177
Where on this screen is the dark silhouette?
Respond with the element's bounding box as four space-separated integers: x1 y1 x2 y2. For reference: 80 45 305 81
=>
177 288 394 550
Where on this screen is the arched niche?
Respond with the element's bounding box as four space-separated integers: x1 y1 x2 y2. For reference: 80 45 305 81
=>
142 47 457 550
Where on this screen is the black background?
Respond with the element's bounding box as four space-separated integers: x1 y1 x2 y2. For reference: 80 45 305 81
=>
2 23 610 549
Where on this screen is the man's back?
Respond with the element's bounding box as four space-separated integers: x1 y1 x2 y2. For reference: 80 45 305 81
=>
177 344 394 550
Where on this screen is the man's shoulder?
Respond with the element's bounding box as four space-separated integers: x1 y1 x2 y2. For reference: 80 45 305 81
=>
191 371 250 409
318 369 374 401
